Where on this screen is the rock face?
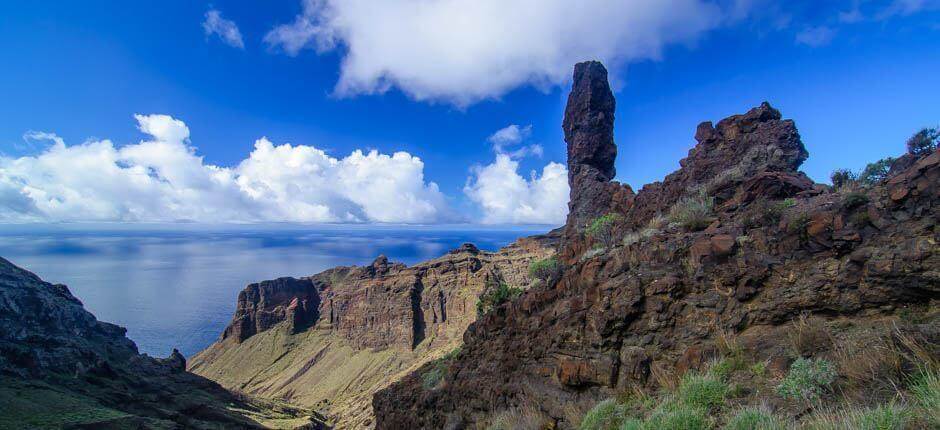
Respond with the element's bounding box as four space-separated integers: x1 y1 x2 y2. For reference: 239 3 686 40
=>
0 257 323 429
563 61 634 231
190 234 557 428
372 62 939 429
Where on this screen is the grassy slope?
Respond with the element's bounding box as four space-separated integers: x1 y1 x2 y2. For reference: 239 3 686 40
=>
191 324 460 429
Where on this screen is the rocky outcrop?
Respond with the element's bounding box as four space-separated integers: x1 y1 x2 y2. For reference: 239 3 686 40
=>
0 257 324 429
190 234 557 428
372 62 939 429
563 61 634 231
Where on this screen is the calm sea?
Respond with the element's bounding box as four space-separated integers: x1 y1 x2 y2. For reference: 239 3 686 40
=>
0 224 547 357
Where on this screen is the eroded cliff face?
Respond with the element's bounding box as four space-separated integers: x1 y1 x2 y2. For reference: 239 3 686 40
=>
189 235 558 428
0 257 323 429
372 62 939 429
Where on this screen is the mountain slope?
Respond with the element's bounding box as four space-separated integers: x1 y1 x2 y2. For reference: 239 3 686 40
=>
0 257 325 430
373 61 940 429
190 236 557 428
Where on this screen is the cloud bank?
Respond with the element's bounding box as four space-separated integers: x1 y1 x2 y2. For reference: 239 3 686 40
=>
465 125 569 225
0 115 450 223
265 0 725 105
203 9 245 49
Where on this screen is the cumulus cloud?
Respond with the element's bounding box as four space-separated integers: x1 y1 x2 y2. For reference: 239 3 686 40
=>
465 125 568 225
264 0 726 105
203 9 245 49
0 115 450 223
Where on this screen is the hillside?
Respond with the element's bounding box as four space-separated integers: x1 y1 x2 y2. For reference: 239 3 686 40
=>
189 236 557 428
0 256 326 430
373 62 940 429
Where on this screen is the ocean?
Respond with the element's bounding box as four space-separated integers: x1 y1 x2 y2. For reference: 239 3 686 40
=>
0 224 547 357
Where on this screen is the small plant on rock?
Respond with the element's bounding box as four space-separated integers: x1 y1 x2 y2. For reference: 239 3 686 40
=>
528 256 562 286
586 214 623 249
859 157 896 185
776 358 837 401
578 399 629 430
476 282 523 317
841 192 870 211
830 169 858 189
907 127 939 156
668 189 714 231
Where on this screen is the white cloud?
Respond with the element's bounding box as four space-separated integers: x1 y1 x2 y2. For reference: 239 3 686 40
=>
203 9 245 49
264 0 726 106
465 125 568 225
0 115 450 223
795 26 836 47
465 154 568 225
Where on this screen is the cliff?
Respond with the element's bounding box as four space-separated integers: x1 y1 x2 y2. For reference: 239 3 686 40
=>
189 235 558 428
0 257 325 429
372 62 940 428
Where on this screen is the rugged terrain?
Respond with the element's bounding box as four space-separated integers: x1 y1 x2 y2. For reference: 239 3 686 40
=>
190 235 557 428
0 257 326 429
373 62 940 428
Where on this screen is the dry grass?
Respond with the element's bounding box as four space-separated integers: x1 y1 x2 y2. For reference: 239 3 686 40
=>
485 405 550 430
787 314 833 358
650 360 681 391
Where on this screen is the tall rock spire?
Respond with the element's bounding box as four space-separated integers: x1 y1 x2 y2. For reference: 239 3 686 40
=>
563 61 625 230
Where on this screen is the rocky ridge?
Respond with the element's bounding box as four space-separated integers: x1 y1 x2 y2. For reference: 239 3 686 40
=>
372 61 939 429
190 234 558 428
0 257 324 429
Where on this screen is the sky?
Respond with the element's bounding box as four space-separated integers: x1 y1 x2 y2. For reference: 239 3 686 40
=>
0 0 938 225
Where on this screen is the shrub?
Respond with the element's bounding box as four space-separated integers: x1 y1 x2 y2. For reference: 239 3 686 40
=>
586 214 624 248
528 257 562 286
623 228 658 246
580 247 607 262
841 192 870 211
421 365 444 390
476 283 523 317
804 404 910 430
830 169 858 189
906 127 938 156
742 198 795 229
677 372 728 411
776 358 837 401
579 399 629 430
859 157 896 185
668 190 715 231
724 407 787 430
787 213 812 241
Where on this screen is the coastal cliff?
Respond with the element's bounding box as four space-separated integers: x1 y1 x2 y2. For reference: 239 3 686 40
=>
189 235 558 428
0 257 325 429
372 62 940 429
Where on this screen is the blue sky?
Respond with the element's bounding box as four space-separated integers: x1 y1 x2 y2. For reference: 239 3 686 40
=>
0 0 938 225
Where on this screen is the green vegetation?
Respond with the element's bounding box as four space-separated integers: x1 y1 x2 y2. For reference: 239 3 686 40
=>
421 347 462 390
841 192 870 210
787 212 812 241
830 169 858 189
476 282 523 317
742 198 796 229
528 256 562 285
860 157 896 185
909 369 939 427
906 127 938 156
587 213 624 248
580 399 631 430
776 358 837 401
724 407 786 430
0 380 131 429
668 189 715 231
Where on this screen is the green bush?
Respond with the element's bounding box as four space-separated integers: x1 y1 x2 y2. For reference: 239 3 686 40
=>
677 372 729 411
528 257 561 285
859 157 896 185
907 127 938 156
787 213 812 241
831 169 858 189
724 407 787 430
742 198 795 229
841 192 870 211
579 399 629 430
476 282 523 317
668 190 715 231
776 358 837 401
587 214 624 248
854 404 910 430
